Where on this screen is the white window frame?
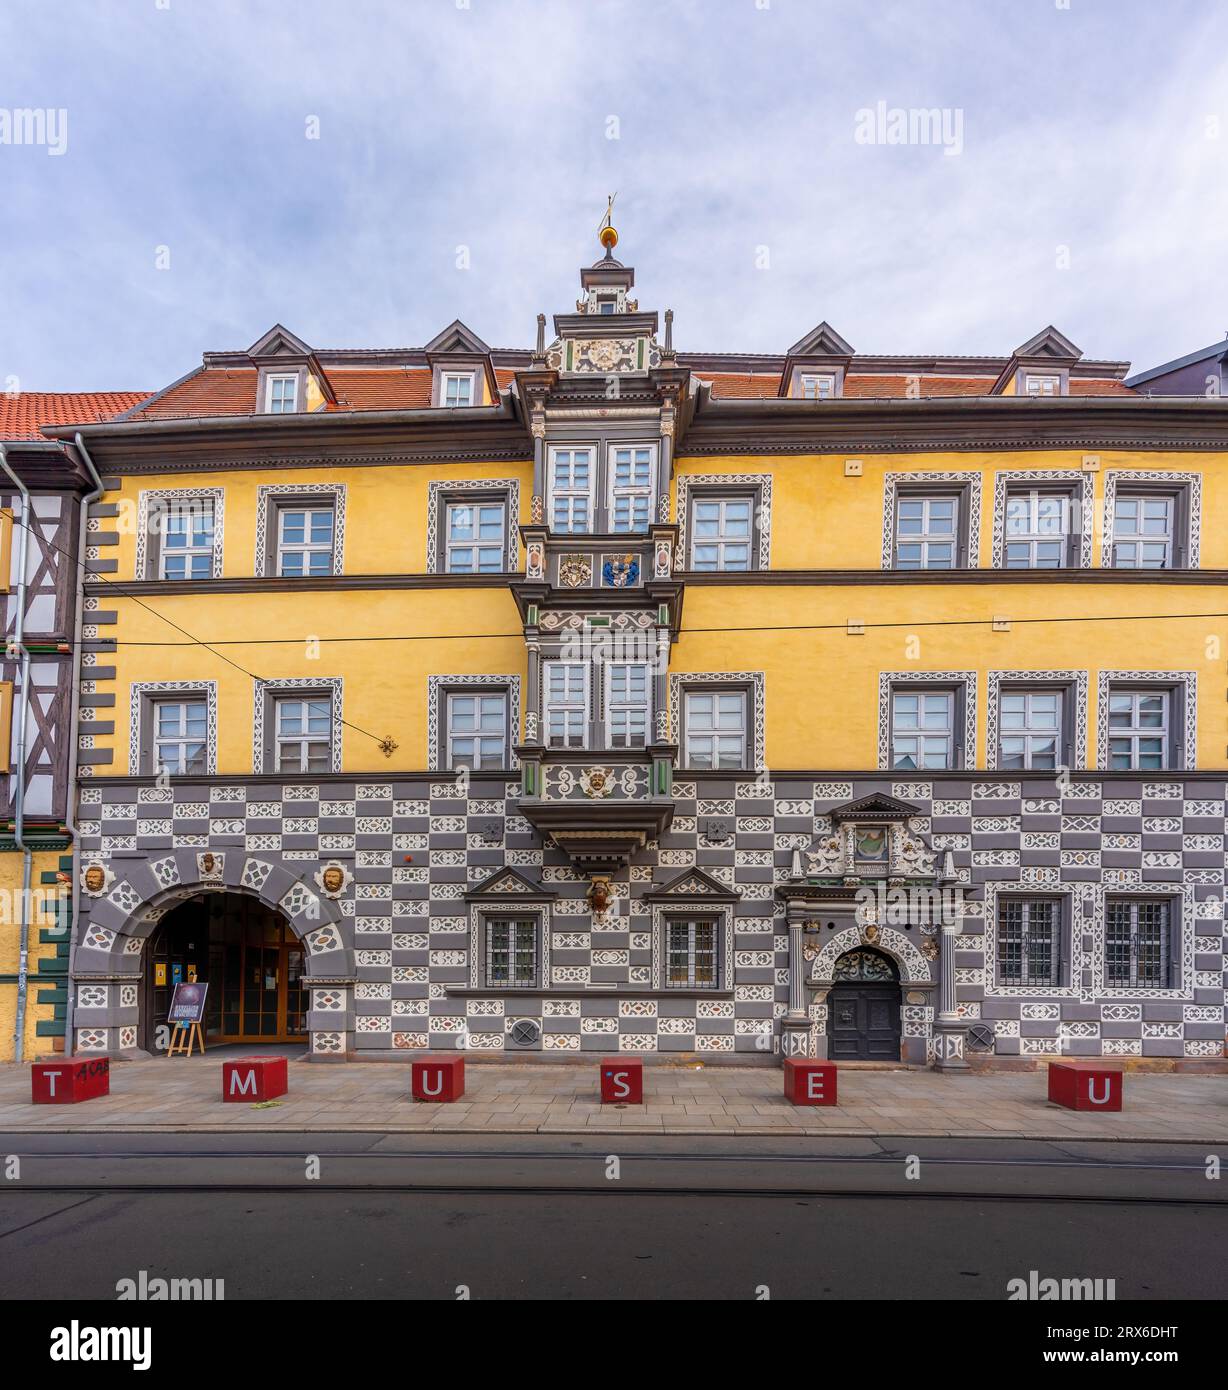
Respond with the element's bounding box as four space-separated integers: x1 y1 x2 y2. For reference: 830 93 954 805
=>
265 374 299 413
548 447 595 535
276 504 335 577
1105 688 1171 771
800 373 836 400
543 660 590 749
606 443 657 534
1003 491 1072 569
158 497 216 580
1111 493 1175 570
442 371 475 408
894 493 961 569
152 697 209 776
446 690 508 770
688 494 754 572
445 499 506 574
274 693 334 773
605 662 652 749
1024 373 1060 396
683 689 748 769
998 688 1063 770
890 689 956 770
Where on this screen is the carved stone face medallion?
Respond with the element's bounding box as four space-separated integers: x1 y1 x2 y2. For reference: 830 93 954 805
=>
580 766 613 799
83 864 108 895
321 865 345 894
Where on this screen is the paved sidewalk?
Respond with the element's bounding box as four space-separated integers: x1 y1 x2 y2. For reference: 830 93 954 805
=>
1 1056 1226 1140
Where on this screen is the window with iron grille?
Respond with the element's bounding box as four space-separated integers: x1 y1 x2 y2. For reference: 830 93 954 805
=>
548 447 593 534
665 917 719 989
152 699 208 775
485 917 537 988
446 691 507 769
608 445 655 533
158 498 215 579
276 505 335 576
606 662 651 748
997 897 1062 986
1105 898 1172 988
895 493 960 569
274 695 333 773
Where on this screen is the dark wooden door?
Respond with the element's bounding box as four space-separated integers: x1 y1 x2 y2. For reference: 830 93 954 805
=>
828 984 901 1060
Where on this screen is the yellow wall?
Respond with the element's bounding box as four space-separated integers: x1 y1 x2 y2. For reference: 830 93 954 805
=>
90 448 1228 775
675 449 1228 570
676 582 1227 769
0 850 66 1061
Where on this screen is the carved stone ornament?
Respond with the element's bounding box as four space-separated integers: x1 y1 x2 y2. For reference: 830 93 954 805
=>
526 540 545 581
81 862 114 897
197 851 224 880
861 921 881 945
653 538 673 579
579 766 614 799
587 874 613 916
897 833 936 876
313 860 353 899
804 836 845 877
920 935 939 961
559 554 592 588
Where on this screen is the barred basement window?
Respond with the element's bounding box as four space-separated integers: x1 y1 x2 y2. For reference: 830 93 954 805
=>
485 917 537 988
997 897 1061 986
1106 898 1172 989
666 917 718 989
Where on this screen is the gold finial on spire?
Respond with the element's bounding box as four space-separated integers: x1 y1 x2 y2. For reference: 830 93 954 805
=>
598 192 619 251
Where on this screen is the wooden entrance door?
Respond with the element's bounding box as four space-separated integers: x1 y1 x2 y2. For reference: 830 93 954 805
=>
827 947 902 1061
146 894 308 1049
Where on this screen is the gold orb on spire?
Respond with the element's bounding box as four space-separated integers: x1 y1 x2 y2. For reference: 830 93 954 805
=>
598 192 618 251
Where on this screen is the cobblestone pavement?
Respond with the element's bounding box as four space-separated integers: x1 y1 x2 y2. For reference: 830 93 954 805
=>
1 1055 1226 1139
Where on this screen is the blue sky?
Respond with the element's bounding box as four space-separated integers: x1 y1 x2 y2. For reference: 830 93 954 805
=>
2 0 1225 392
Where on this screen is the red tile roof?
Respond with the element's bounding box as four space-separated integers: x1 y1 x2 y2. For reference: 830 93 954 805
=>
0 390 150 440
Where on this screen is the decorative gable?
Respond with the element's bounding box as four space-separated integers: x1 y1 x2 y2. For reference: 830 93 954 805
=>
463 867 556 901
828 792 920 824
645 866 739 902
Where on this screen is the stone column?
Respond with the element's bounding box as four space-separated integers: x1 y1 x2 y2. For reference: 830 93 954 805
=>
931 922 968 1070
781 898 815 1060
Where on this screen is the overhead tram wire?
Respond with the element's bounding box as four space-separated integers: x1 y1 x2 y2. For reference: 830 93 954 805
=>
5 508 394 751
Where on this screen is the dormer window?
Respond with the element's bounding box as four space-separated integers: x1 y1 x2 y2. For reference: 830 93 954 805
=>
443 372 475 408
1024 373 1060 397
266 374 299 413
598 297 617 315
800 373 837 400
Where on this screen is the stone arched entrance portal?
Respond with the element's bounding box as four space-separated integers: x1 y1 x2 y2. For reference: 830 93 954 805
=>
826 947 901 1061
71 851 356 1059
806 924 936 1065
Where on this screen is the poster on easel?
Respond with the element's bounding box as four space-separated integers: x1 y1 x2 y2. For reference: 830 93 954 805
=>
166 982 209 1057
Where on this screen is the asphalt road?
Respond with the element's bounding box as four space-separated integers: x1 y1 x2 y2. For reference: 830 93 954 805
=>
1 1132 1225 1300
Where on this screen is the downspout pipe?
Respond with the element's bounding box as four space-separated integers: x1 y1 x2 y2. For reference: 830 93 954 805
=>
62 434 106 1059
0 444 33 1063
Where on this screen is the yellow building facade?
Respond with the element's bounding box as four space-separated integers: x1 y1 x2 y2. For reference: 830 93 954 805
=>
42 244 1228 1067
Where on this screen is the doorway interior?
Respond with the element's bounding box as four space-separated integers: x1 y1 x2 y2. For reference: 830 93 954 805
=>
144 892 308 1051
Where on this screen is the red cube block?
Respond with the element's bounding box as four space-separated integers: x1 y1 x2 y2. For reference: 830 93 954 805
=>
783 1058 838 1106
1047 1060 1123 1112
411 1055 465 1103
31 1058 110 1105
600 1057 643 1105
222 1056 288 1103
